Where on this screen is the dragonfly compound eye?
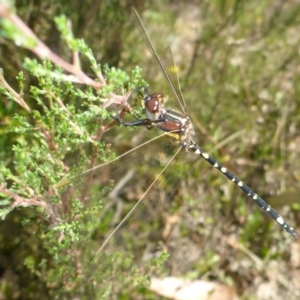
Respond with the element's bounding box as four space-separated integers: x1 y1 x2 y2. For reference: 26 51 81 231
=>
145 92 165 113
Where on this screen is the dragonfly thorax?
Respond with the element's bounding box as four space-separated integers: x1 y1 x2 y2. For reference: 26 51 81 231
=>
158 109 194 147
143 91 194 147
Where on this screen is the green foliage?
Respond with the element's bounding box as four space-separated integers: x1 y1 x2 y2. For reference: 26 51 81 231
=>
54 15 79 51
0 4 146 298
0 18 36 49
1 0 300 299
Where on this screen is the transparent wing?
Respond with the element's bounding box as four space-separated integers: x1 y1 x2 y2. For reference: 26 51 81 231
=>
131 8 186 113
48 130 189 297
163 47 187 112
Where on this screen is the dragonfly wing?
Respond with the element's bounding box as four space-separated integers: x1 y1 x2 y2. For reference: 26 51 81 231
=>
163 47 187 112
50 130 186 297
131 8 185 113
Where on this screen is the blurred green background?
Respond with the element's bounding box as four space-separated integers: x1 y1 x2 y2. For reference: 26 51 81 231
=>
1 0 300 299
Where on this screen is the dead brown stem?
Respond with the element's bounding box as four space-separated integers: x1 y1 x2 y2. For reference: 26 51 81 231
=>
0 184 45 208
0 71 31 112
0 2 102 88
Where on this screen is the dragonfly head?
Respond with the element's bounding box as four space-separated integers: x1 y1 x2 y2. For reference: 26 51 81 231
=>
143 92 166 122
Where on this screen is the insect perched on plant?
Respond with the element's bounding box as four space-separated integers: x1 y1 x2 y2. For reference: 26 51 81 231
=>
102 7 298 244
62 7 298 298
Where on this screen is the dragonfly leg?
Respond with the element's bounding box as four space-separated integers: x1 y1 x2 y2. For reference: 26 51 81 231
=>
134 86 149 97
110 104 166 128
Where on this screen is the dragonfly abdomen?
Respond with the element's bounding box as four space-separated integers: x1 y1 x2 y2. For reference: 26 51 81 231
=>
187 141 299 239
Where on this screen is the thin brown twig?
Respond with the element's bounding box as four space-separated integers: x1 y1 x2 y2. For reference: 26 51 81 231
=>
0 183 61 224
80 122 104 203
0 184 45 208
36 123 58 151
0 2 132 109
0 70 31 112
0 2 101 88
49 91 96 143
79 90 132 203
0 2 133 109
101 90 133 133
0 2 135 218
103 92 130 108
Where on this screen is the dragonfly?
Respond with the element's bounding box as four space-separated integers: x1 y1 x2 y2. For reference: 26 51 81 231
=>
103 7 298 240
61 7 298 298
